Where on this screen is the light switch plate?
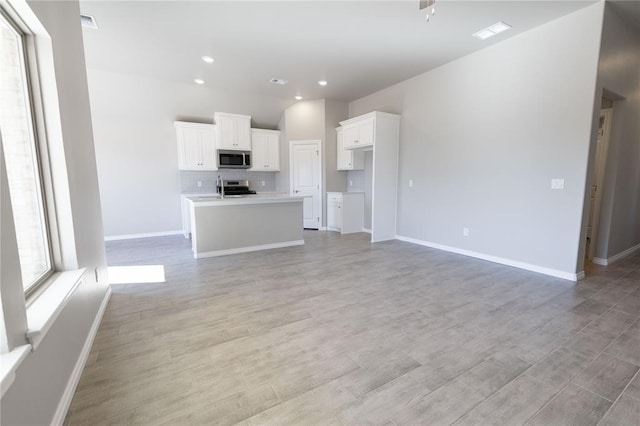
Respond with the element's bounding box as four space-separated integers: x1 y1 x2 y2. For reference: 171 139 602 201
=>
409 179 414 188
551 178 565 190
197 181 202 188
463 227 469 237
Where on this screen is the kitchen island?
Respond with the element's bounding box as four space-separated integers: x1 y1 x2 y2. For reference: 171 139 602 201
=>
186 194 305 258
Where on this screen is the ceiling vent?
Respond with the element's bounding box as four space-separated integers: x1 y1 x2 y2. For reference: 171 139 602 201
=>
269 78 288 85
80 14 98 30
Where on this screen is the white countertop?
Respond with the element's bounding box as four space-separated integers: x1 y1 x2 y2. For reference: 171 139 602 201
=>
187 192 307 207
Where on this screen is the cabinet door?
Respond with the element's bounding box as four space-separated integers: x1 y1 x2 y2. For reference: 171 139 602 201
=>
216 115 237 149
198 127 217 170
327 194 342 230
343 124 359 149
358 118 375 147
336 129 353 170
235 116 252 150
251 132 268 170
266 133 280 170
178 127 202 170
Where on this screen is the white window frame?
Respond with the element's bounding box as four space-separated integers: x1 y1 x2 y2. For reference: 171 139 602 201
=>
1 9 55 297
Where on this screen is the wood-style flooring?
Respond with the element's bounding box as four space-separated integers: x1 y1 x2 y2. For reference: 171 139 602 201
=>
65 231 640 425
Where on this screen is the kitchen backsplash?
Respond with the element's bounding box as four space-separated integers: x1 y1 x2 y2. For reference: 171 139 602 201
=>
347 170 365 192
180 170 277 193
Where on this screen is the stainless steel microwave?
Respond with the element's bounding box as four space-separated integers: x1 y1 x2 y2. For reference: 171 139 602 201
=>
218 150 251 169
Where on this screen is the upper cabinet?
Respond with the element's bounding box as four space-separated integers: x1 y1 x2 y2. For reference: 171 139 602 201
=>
174 121 217 170
251 129 280 171
342 116 375 149
336 127 364 171
214 112 251 151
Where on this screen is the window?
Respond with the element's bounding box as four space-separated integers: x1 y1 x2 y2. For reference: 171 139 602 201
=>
0 11 53 296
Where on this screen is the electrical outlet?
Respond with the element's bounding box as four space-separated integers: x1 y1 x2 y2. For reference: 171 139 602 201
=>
349 180 353 187
261 180 265 187
197 181 202 188
409 179 413 188
551 178 564 190
463 227 469 237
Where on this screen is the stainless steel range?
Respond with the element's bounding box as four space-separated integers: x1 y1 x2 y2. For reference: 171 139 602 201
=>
216 180 256 196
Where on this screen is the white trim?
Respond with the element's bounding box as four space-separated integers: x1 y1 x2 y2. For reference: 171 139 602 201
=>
51 286 111 426
195 240 304 259
104 230 183 241
26 268 86 350
593 242 640 266
395 235 581 281
587 108 613 260
0 344 30 398
362 228 372 234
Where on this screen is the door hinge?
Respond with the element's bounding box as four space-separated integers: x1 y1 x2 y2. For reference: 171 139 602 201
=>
316 150 319 156
317 217 320 222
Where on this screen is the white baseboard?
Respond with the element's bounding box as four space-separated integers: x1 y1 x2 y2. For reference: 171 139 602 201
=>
395 235 581 281
195 240 305 259
593 242 640 266
362 228 372 234
104 230 183 241
51 286 111 426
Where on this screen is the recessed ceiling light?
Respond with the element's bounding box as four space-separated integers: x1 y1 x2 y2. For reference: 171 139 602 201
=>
270 78 288 85
318 80 328 86
472 21 512 40
295 96 302 100
194 79 205 85
201 56 215 63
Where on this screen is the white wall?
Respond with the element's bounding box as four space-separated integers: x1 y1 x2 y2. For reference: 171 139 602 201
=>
85 68 291 237
348 3 604 277
276 99 326 193
587 3 640 262
1 1 110 424
277 99 350 227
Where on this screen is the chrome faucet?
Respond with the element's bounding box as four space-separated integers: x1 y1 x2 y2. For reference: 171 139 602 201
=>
217 174 225 199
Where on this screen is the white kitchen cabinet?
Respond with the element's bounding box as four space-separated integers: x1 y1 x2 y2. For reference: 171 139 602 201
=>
214 112 251 151
174 121 217 170
327 192 364 234
339 111 400 243
336 127 364 171
342 116 375 149
251 129 280 171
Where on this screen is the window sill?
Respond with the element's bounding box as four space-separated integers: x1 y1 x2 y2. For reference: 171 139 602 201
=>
26 268 86 350
0 344 30 398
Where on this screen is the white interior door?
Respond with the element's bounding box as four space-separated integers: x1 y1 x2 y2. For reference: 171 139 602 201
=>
290 141 321 229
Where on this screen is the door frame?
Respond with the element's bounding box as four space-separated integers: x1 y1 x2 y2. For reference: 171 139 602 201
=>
289 139 323 229
588 108 613 261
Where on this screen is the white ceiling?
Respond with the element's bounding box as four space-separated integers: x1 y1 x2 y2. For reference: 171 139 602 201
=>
79 1 598 103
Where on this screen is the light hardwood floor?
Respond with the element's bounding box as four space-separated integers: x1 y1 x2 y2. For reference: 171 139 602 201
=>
65 231 640 425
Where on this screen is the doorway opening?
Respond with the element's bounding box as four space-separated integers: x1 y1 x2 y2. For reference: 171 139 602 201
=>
289 140 322 230
585 99 613 262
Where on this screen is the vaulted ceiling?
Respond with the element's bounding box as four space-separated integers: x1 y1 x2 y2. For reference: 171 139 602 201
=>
80 1 598 103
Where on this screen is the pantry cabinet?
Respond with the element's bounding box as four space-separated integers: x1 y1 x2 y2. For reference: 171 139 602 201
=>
339 111 401 243
327 192 364 234
214 112 251 151
251 129 280 171
336 127 364 170
174 121 217 170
